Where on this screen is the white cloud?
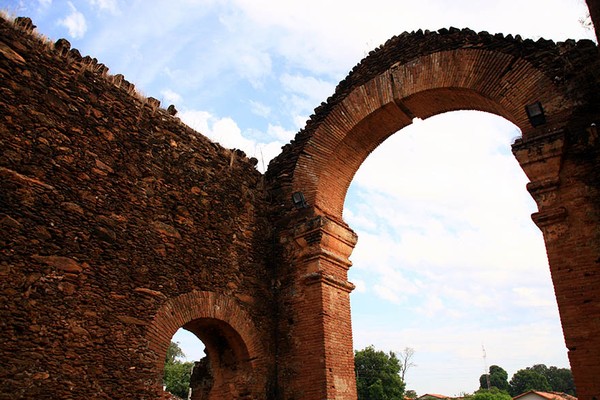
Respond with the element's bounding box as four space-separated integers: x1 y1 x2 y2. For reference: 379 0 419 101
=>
347 110 565 394
179 110 289 172
236 51 272 88
179 109 211 134
180 0 218 5
280 73 336 122
415 295 446 318
292 114 309 130
353 278 367 293
233 0 594 83
255 140 286 171
212 117 254 150
180 110 253 151
38 0 52 8
373 284 404 304
248 100 271 118
230 0 364 76
352 318 568 395
266 124 294 142
58 2 87 39
160 88 182 105
89 0 120 14
280 73 335 102
345 208 378 232
512 286 557 308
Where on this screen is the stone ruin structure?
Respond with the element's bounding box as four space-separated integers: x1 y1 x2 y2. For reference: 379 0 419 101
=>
1 0 600 398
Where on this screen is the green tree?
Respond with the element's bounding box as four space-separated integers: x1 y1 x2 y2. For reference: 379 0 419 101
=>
509 368 551 396
164 360 194 398
529 364 575 395
163 341 194 399
547 366 575 395
469 387 512 400
405 390 418 399
479 365 509 391
355 345 406 400
166 341 185 364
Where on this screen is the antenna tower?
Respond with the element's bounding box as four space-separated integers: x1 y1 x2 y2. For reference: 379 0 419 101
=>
482 344 491 389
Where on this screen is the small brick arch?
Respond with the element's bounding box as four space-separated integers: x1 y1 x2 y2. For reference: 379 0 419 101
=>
146 291 267 398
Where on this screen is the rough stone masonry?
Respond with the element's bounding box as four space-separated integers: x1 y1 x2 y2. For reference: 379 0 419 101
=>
2 3 600 399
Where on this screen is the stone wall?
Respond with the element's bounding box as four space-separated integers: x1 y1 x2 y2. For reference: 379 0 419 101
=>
0 16 275 399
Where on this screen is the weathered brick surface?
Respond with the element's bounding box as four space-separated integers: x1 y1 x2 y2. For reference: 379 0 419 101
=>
267 29 600 218
0 16 275 399
2 8 600 400
274 216 357 399
513 127 600 400
266 21 600 400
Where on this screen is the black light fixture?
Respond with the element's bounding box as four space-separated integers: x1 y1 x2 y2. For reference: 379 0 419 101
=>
292 191 308 209
525 101 546 127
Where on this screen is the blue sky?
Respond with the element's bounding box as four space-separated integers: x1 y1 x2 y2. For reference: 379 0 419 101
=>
3 0 595 395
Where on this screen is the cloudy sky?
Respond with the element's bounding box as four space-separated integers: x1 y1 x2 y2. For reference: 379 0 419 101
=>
4 0 595 395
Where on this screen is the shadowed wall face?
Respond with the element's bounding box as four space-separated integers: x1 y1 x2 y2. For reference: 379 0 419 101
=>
586 0 600 42
0 16 274 400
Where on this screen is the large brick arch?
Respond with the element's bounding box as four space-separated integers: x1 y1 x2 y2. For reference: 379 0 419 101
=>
266 29 600 400
268 29 598 220
147 291 267 398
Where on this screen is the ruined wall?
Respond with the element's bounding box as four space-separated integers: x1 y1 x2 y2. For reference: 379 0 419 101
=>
3 5 600 400
0 16 275 399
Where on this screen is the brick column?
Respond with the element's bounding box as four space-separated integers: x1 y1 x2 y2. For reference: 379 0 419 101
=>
513 127 600 400
280 215 358 400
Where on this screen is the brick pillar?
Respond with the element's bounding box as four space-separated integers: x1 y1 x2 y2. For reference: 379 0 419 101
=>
513 127 600 400
280 215 358 400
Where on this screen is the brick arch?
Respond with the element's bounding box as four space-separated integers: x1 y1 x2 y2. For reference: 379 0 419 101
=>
146 291 267 398
266 29 599 220
266 28 600 400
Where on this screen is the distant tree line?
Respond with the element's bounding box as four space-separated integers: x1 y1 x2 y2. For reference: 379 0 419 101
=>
478 364 575 397
353 344 575 400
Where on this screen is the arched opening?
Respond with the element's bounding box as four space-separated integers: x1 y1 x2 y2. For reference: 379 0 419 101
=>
345 110 567 394
163 329 206 399
163 320 252 399
147 291 266 400
268 30 600 399
287 47 569 219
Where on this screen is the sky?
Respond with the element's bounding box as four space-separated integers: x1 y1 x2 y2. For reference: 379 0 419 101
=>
3 0 596 396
